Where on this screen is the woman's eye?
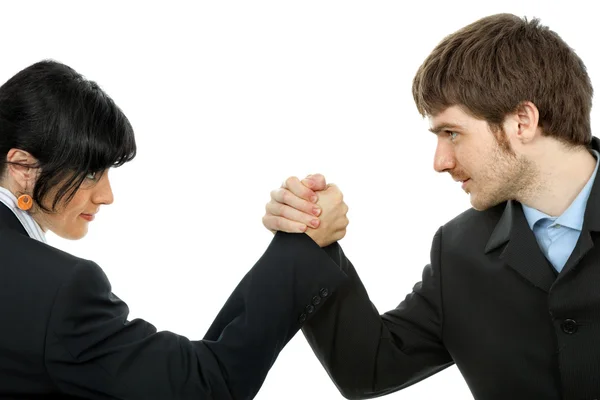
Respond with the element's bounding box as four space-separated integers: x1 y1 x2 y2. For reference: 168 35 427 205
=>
86 171 97 180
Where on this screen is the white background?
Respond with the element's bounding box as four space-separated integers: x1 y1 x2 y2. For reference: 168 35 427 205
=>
1 1 598 398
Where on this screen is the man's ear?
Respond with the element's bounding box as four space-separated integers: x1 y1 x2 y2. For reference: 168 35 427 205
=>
512 101 540 144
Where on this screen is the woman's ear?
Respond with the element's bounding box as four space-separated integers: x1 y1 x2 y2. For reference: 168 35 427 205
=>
5 148 39 191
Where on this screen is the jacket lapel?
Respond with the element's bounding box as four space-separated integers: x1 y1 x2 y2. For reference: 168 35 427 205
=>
485 200 556 292
556 137 600 279
484 137 600 291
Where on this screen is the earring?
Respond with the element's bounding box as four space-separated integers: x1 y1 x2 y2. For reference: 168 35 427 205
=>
17 194 33 211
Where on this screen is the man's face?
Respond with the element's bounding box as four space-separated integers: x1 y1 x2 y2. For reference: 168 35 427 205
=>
429 105 531 211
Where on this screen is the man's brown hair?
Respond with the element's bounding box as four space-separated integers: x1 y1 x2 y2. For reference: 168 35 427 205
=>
412 13 593 147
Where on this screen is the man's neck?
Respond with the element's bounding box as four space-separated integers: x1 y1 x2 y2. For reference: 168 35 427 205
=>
517 145 596 217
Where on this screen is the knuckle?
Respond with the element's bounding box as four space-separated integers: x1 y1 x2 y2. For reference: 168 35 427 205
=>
328 186 343 201
285 176 298 188
280 189 289 203
281 189 295 205
277 203 287 217
263 215 275 231
270 201 283 216
265 202 274 214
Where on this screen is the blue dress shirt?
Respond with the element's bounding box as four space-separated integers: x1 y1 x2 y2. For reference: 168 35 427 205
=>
522 150 600 272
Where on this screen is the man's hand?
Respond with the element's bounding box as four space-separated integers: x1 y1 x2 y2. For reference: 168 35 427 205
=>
305 183 349 247
263 174 349 247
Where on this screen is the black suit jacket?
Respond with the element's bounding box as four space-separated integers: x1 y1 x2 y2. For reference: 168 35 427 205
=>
302 139 600 399
0 203 347 399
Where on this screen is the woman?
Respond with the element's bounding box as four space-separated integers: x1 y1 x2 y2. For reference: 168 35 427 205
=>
0 60 348 399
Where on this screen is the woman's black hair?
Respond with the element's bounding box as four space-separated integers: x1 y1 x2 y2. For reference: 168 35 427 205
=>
0 59 136 211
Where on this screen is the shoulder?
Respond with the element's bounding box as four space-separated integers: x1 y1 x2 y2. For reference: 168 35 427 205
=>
438 202 506 249
0 229 100 288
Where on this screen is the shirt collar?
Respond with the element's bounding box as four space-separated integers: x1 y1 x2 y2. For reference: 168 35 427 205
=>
522 149 600 231
0 186 47 243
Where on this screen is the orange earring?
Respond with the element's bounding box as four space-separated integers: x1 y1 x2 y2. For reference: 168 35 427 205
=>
17 194 33 211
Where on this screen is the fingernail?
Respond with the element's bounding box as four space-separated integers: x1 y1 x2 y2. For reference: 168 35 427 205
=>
299 225 308 233
310 195 318 203
302 179 314 189
312 207 321 216
310 219 320 228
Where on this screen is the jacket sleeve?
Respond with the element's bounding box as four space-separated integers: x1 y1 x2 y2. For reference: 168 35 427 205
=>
44 232 348 400
302 227 453 399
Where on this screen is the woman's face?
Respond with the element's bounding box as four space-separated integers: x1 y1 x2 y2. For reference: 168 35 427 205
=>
34 171 114 240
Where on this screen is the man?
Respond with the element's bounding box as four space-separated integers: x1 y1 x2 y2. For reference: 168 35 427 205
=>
263 13 600 399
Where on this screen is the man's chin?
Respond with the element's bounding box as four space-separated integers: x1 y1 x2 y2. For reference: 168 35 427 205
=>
469 193 505 211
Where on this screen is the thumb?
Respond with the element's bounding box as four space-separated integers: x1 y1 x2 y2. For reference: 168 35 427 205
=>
302 173 327 191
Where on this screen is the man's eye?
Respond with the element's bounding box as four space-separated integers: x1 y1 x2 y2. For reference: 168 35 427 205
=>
448 131 458 140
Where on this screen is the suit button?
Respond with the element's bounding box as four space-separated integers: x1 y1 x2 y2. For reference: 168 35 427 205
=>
561 319 578 334
305 305 315 314
319 288 329 298
298 313 307 323
312 296 321 306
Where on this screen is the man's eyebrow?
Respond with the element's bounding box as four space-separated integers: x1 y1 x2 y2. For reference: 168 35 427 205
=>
429 123 463 134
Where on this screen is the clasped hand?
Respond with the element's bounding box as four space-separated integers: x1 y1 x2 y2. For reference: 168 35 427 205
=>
262 174 349 247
